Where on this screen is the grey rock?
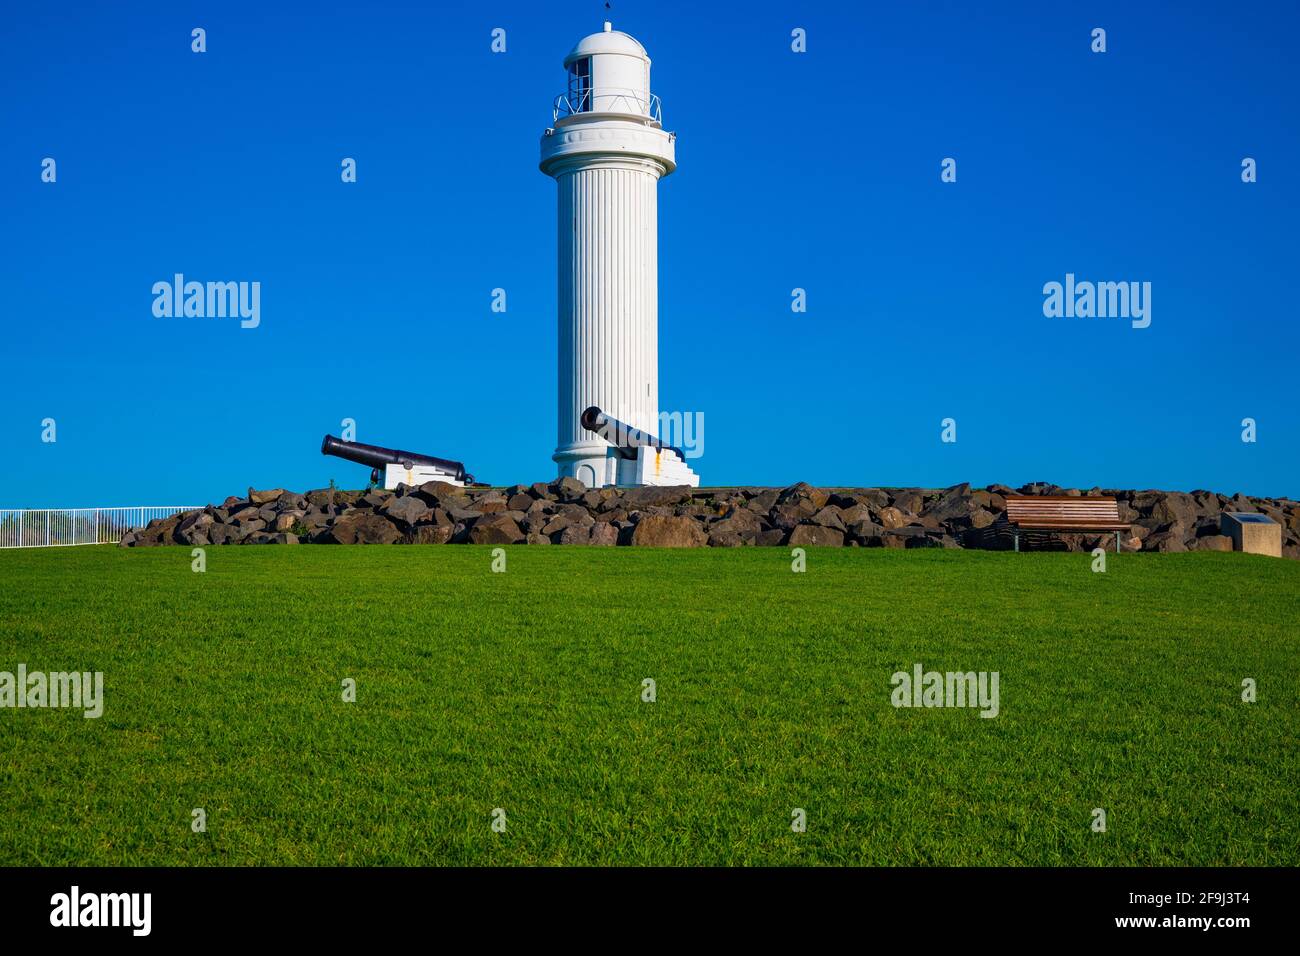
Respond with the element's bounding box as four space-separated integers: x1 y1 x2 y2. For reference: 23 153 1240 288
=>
324 514 402 545
630 514 707 547
469 514 524 545
381 495 429 527
788 524 845 548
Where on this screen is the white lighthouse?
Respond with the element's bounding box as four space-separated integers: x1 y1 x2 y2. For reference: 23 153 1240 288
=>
540 22 700 489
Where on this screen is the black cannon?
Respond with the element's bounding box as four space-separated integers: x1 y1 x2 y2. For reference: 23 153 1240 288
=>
320 435 474 485
580 406 686 462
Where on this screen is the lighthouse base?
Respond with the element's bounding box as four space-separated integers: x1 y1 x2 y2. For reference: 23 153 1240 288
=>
554 444 700 490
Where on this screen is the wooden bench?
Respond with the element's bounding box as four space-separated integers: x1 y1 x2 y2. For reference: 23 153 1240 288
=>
1002 496 1130 552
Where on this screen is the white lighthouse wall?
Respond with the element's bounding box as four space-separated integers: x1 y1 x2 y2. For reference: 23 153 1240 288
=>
556 161 660 454
590 54 651 114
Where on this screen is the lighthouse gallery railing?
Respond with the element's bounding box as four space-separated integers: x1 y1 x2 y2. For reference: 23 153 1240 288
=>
552 88 662 123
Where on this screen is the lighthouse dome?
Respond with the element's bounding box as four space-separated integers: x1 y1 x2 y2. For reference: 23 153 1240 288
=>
557 22 656 120
564 24 648 65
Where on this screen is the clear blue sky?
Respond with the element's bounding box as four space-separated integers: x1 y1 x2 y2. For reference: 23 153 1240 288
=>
2 0 1296 506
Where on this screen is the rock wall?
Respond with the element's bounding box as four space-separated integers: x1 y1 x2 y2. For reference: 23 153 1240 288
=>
119 479 1300 558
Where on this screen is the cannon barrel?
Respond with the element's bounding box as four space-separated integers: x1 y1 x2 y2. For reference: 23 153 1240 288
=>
580 406 686 462
320 435 472 483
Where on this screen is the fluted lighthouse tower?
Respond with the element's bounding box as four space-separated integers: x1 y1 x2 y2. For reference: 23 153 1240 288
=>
541 22 699 488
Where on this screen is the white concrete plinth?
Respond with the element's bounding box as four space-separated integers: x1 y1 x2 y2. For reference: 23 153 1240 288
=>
382 463 465 491
621 446 699 487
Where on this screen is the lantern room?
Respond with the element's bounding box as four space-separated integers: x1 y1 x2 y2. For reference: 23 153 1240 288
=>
556 21 660 122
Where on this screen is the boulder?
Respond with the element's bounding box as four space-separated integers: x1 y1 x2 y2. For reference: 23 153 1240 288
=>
768 504 810 531
273 512 304 532
845 518 882 544
549 476 588 501
1151 492 1198 528
422 508 454 528
358 490 391 509
324 514 402 545
234 518 266 537
469 515 525 545
777 482 830 510
414 481 463 503
588 522 619 546
1194 535 1233 552
877 506 911 530
558 524 592 545
838 504 873 525
881 527 926 549
474 495 509 514
380 496 428 527
248 488 286 505
207 523 239 545
630 515 708 547
808 506 846 532
788 524 845 548
746 489 781 513
710 509 762 540
176 511 213 538
707 529 745 547
412 525 454 545
924 483 978 525
891 490 924 514
542 513 591 537
1143 529 1188 553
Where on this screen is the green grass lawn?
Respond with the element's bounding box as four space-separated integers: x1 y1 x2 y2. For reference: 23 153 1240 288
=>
0 545 1296 866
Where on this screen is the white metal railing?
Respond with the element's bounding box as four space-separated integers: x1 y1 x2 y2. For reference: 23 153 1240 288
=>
553 88 662 123
0 506 201 548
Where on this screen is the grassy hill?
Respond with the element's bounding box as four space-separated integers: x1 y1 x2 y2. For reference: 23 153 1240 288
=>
0 545 1295 865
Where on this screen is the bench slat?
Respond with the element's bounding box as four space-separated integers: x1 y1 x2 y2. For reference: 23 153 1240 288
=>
1004 495 1127 530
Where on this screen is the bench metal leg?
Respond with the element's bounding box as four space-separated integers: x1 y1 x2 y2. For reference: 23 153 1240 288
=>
1115 532 1120 554
1013 532 1019 552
